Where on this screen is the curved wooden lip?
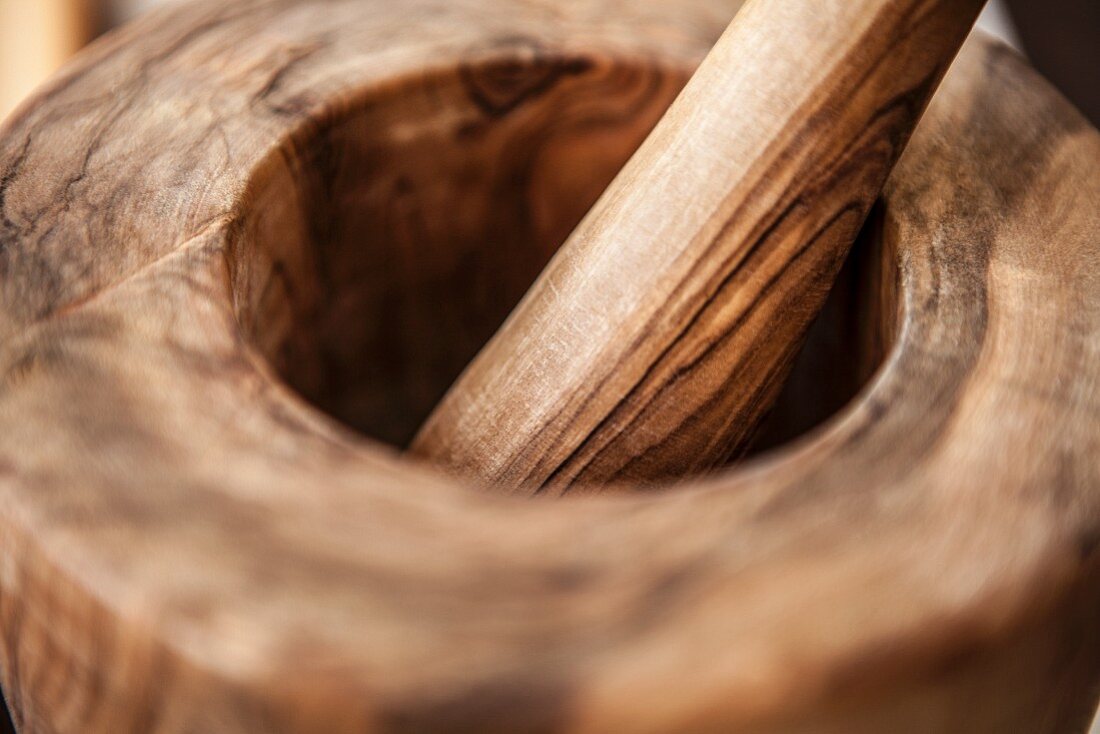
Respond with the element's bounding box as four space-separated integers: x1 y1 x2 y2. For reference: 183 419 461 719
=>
0 1 1097 731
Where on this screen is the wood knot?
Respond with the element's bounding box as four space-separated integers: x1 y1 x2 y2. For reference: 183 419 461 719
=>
459 36 594 117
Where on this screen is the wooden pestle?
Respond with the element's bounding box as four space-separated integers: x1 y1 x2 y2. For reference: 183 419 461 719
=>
410 0 986 494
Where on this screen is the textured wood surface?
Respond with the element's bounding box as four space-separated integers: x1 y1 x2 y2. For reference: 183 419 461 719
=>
0 1 1098 732
410 0 985 493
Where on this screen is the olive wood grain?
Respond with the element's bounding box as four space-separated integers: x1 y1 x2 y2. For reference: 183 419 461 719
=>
410 0 985 493
0 1 1098 733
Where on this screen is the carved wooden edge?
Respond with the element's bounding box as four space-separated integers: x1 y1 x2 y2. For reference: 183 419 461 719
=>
0 1 1097 732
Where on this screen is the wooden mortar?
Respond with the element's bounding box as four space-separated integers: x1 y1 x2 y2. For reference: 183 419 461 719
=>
0 1 1097 732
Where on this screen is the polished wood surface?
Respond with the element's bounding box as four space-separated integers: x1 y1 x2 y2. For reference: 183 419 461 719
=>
410 0 985 493
0 1 1097 732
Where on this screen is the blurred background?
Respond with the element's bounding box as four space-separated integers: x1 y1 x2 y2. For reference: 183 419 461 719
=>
0 0 157 120
0 0 1096 732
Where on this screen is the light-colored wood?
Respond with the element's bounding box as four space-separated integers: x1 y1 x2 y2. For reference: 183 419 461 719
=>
0 1 1098 732
410 0 985 493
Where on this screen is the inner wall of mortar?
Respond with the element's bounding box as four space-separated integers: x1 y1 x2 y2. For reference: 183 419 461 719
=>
231 56 895 467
